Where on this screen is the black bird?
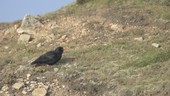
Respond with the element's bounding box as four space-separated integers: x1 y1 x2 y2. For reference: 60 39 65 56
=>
31 47 64 66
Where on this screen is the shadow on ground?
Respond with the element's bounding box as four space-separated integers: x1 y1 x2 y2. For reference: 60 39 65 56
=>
59 57 75 64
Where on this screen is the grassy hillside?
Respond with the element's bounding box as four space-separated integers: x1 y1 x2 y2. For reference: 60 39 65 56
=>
58 0 170 20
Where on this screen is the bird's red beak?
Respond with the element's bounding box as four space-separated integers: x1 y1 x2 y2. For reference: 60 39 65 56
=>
64 47 69 51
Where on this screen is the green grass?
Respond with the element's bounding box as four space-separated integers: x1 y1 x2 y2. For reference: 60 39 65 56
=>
57 0 170 21
124 51 170 68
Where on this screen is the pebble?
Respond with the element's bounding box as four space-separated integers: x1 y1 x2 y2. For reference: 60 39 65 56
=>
152 43 160 48
4 46 9 49
36 77 41 80
134 37 144 41
1 85 9 92
31 81 37 84
30 83 37 89
26 81 30 84
22 90 27 95
54 68 59 72
37 43 43 48
12 82 25 90
26 74 31 80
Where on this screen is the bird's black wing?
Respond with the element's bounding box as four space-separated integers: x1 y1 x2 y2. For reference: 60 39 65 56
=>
31 51 55 64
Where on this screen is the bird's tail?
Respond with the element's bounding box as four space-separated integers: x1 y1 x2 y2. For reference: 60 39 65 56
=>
31 61 36 65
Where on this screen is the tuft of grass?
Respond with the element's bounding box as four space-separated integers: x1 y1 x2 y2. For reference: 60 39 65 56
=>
124 51 170 68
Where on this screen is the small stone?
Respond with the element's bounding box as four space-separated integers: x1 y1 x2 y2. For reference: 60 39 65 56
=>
0 91 3 93
1 85 9 92
37 83 49 89
27 88 33 92
59 35 67 41
38 82 44 86
26 74 31 80
18 34 31 43
37 43 43 48
36 77 41 80
26 81 30 84
110 23 124 31
62 85 65 88
14 24 20 29
81 29 88 36
54 68 59 72
32 87 47 96
12 82 25 90
31 81 37 84
134 37 144 41
30 83 36 89
22 90 27 95
42 77 46 79
4 46 9 49
17 78 24 82
152 43 160 48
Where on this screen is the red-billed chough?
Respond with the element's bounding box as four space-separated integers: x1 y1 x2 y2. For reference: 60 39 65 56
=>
31 47 64 66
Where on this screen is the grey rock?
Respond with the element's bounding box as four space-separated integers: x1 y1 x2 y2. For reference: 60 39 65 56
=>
20 14 43 29
18 34 31 43
22 90 27 95
38 84 49 90
54 68 59 72
37 43 43 48
30 83 37 89
59 35 67 42
32 87 47 96
26 74 31 80
17 14 42 35
152 43 160 48
12 82 25 90
110 23 124 31
1 85 9 92
26 81 30 84
36 77 41 80
30 81 37 84
26 87 34 92
134 37 144 41
4 46 9 49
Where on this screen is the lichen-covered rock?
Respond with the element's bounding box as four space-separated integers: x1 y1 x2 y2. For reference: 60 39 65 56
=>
20 14 43 28
12 82 25 90
32 87 47 96
18 34 31 43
